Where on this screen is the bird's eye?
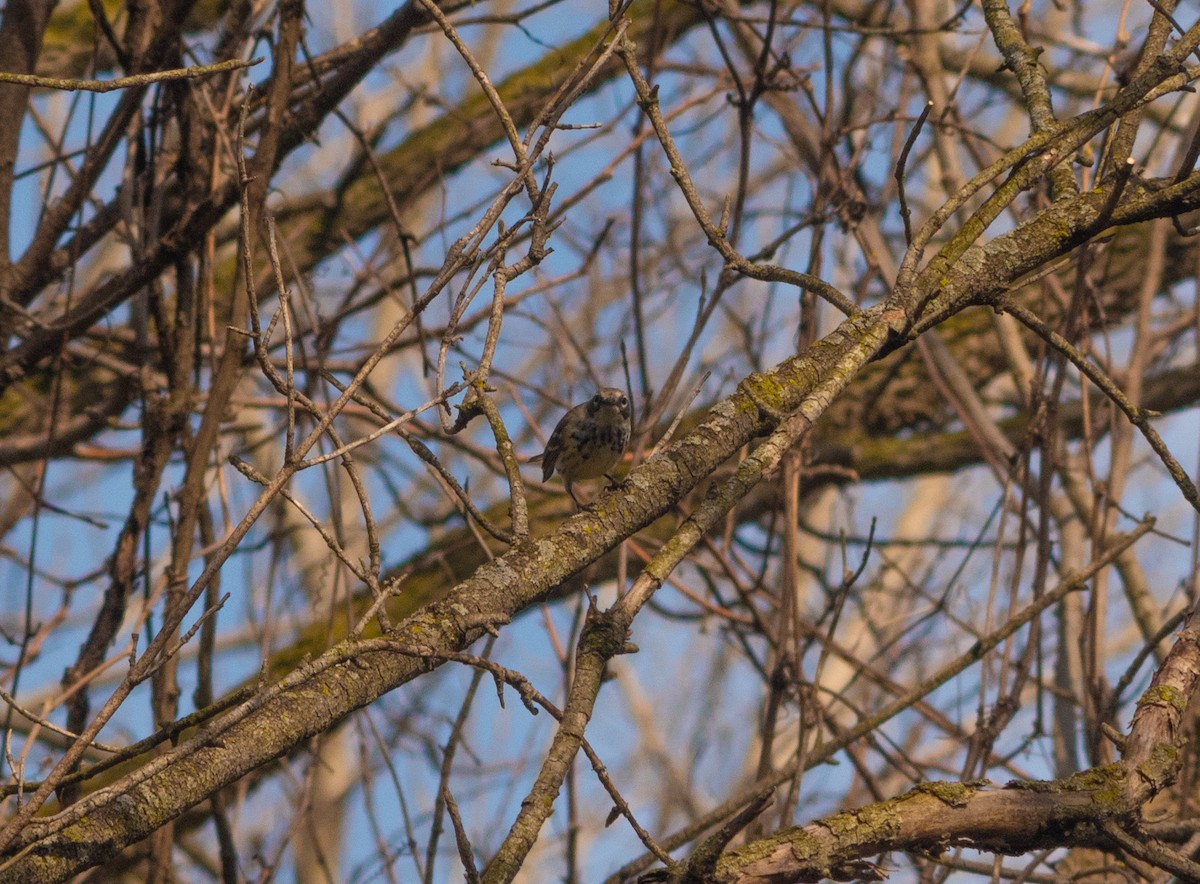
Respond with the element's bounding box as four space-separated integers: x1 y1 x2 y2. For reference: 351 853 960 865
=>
619 395 629 408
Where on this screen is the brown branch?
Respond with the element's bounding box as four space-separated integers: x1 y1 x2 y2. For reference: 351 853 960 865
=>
0 56 260 92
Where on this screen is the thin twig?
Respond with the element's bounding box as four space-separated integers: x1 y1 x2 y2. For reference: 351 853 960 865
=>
894 101 933 246
0 58 261 93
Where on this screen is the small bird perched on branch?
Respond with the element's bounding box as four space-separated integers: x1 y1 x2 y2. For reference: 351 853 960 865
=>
532 387 632 506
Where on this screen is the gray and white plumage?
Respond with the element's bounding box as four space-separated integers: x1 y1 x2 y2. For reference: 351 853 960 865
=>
532 387 632 504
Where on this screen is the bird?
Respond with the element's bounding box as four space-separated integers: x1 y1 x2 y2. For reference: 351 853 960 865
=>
532 387 633 506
